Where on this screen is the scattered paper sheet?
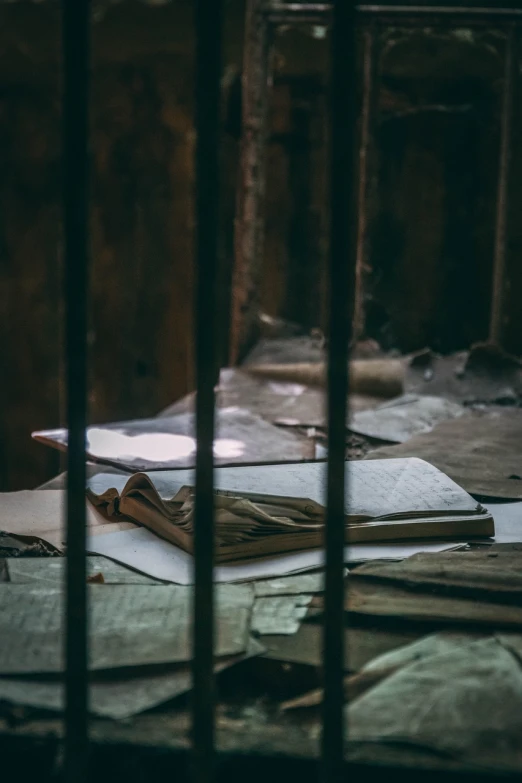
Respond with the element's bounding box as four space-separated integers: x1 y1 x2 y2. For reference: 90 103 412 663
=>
185 367 380 428
252 572 326 596
251 595 312 635
32 406 314 472
88 527 324 583
486 501 522 543
360 632 482 673
6 555 161 585
352 548 522 601
87 526 463 584
347 638 522 767
346 579 522 628
0 638 265 720
349 394 465 444
366 409 522 499
261 624 421 671
0 490 136 552
0 583 253 674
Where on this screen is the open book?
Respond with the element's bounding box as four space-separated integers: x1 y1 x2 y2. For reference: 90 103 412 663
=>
88 458 494 564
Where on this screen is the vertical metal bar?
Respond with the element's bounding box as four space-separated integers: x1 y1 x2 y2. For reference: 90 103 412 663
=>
62 1 90 780
192 0 221 781
323 1 357 781
230 0 272 364
490 24 516 344
353 25 375 341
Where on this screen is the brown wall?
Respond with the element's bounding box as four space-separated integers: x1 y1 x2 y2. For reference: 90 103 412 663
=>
0 1 244 490
0 3 518 490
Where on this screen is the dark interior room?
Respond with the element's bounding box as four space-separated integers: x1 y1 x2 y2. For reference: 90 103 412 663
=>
2 2 522 782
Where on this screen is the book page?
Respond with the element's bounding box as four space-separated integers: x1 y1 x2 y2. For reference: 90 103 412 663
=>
353 458 479 517
0 583 252 674
89 457 478 519
88 526 463 584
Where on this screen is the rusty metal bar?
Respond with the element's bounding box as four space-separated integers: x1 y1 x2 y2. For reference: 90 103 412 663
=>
192 0 222 781
323 0 357 780
230 0 273 364
490 25 517 344
62 1 90 780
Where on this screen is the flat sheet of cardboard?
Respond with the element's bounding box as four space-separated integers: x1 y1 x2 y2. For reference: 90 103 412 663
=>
0 638 264 720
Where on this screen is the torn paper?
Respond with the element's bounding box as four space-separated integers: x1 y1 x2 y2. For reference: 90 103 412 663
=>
251 595 312 635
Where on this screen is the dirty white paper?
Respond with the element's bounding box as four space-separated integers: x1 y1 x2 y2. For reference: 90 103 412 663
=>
349 394 465 444
6 555 161 585
87 526 462 584
485 501 522 543
347 637 522 766
0 490 136 551
251 595 312 635
0 638 264 720
0 583 253 674
32 406 313 471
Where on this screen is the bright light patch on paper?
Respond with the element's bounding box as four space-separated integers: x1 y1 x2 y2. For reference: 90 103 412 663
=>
213 439 244 458
268 382 306 396
87 429 244 462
